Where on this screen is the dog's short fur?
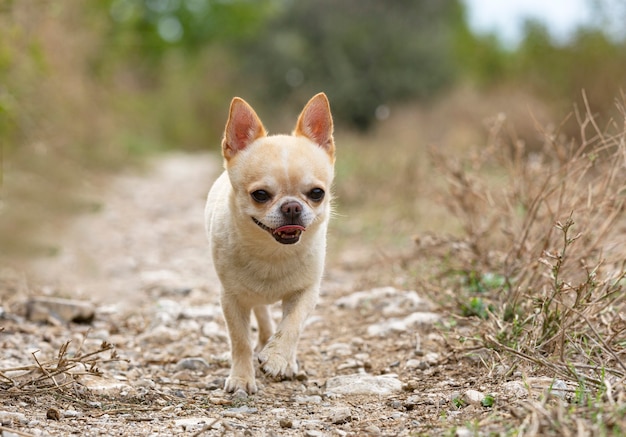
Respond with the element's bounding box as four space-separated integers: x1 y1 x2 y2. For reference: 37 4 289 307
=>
205 93 335 394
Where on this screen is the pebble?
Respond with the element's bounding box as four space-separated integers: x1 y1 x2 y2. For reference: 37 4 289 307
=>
501 380 527 399
462 389 485 405
25 297 95 324
327 342 353 357
202 321 228 340
328 406 352 424
279 418 294 428
182 305 221 320
404 395 421 410
295 395 322 404
455 427 473 437
404 359 425 370
226 406 258 415
0 411 28 426
46 407 61 421
325 373 403 396
77 374 132 397
362 425 382 436
367 312 441 337
174 357 211 373
138 325 181 344
334 287 431 313
175 417 217 431
549 379 568 399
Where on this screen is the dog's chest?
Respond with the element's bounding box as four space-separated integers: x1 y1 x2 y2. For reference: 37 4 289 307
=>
220 245 322 302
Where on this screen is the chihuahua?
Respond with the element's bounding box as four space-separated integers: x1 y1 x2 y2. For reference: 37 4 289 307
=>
205 93 335 394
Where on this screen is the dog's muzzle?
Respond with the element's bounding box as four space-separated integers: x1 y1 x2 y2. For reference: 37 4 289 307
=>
252 217 305 245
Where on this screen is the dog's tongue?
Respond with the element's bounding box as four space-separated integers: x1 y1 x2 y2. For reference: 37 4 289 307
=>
273 225 305 234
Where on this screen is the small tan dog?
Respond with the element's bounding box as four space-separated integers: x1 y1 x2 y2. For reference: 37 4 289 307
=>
205 93 335 394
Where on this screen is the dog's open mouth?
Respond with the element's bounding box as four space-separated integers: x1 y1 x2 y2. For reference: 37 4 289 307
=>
252 217 305 245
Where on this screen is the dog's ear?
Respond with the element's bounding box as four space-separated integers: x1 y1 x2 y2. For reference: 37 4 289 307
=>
222 97 267 161
295 93 335 160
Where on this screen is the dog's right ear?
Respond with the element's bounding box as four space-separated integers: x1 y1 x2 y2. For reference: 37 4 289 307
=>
222 98 267 161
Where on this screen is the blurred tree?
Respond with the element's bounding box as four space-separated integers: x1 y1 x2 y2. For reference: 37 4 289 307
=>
236 0 468 131
95 0 277 59
514 19 626 125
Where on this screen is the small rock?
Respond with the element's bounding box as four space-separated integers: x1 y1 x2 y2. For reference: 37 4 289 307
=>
295 395 322 404
334 287 431 313
232 389 249 401
279 418 293 428
501 381 527 399
139 325 180 344
0 411 27 426
455 427 473 437
202 321 228 340
424 352 440 364
135 378 156 389
325 373 402 396
404 395 421 410
549 379 568 399
62 410 82 418
226 406 258 415
46 407 61 421
405 359 426 370
77 375 132 397
26 297 95 324
304 430 324 437
183 305 221 320
462 389 485 405
362 425 382 436
403 380 419 392
329 406 351 424
327 342 353 357
209 397 231 405
367 312 441 336
390 400 403 410
174 357 211 373
337 359 363 370
175 417 217 431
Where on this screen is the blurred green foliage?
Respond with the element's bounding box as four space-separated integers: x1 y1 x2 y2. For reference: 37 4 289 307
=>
94 0 276 59
234 0 468 130
90 0 469 131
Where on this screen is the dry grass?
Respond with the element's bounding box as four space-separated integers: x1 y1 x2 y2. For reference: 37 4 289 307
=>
331 88 626 434
0 340 117 395
411 93 626 434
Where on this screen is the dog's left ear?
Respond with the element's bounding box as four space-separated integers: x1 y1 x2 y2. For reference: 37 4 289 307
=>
295 93 335 160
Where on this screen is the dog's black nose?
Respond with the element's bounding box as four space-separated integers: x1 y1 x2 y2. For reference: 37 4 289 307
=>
281 201 302 221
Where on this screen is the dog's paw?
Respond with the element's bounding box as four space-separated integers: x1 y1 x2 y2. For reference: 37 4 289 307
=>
224 376 257 394
258 350 298 379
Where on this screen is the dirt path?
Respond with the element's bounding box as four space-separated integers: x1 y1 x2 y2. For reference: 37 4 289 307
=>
1 153 525 436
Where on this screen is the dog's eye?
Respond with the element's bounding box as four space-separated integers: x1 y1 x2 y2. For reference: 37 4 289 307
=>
308 188 325 202
251 190 271 203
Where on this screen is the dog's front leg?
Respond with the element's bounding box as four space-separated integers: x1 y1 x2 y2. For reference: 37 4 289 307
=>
253 305 274 352
258 287 318 378
221 293 257 394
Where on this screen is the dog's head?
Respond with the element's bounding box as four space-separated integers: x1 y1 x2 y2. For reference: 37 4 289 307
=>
221 93 335 245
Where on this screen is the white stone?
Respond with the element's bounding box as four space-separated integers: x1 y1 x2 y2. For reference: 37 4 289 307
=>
77 375 132 397
325 373 402 396
462 389 485 405
329 406 352 424
501 381 527 399
367 312 441 336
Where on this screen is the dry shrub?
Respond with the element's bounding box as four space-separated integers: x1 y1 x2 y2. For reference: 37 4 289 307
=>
424 93 626 391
